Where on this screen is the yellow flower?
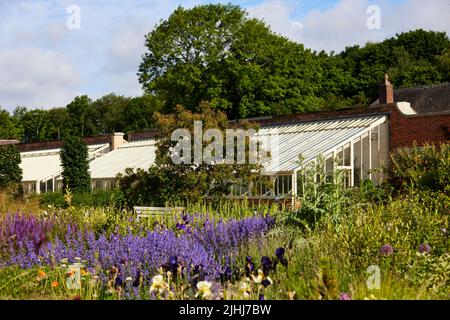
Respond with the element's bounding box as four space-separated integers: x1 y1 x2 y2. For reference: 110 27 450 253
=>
239 280 252 299
195 281 212 299
150 275 168 294
251 269 264 284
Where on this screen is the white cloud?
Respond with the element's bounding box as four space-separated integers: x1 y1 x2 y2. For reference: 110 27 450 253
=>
248 0 450 52
0 48 80 110
248 0 303 39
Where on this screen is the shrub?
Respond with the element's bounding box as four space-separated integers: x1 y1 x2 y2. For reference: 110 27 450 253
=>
384 142 450 194
0 145 22 190
285 155 353 230
60 135 91 193
39 190 120 209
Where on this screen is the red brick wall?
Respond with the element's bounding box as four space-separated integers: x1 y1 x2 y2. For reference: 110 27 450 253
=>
18 135 111 152
388 109 450 151
127 129 159 141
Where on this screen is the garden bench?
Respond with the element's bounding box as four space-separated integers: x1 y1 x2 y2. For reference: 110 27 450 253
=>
133 206 185 219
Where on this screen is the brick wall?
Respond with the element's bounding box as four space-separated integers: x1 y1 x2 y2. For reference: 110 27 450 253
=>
388 110 450 151
18 135 111 152
127 129 159 141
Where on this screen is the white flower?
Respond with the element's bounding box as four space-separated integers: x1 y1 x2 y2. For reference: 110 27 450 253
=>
251 269 264 284
150 275 168 294
126 277 133 282
195 281 212 299
239 280 252 299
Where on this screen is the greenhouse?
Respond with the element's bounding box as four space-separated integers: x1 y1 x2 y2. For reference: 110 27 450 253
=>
229 114 389 203
20 144 110 194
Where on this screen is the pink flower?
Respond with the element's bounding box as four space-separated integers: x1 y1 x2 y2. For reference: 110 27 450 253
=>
339 293 352 300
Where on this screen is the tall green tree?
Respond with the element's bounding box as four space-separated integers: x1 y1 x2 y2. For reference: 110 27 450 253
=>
47 108 70 140
21 109 49 142
138 4 323 119
123 94 162 132
338 29 450 103
0 108 22 140
60 135 91 192
66 95 91 137
89 94 129 135
0 145 22 189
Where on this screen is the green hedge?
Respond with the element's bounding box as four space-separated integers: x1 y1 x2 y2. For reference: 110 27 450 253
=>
39 189 123 208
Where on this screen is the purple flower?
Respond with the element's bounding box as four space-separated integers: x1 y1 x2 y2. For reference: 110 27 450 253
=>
261 256 272 266
169 255 178 266
115 276 123 289
1 213 275 299
261 256 272 276
339 293 351 300
259 294 265 300
132 270 141 288
245 260 255 277
275 247 285 259
418 243 431 254
380 244 394 256
261 279 271 287
220 266 233 283
176 223 186 231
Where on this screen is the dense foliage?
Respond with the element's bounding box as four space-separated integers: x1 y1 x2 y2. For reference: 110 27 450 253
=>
1 4 449 141
60 136 91 193
138 4 324 118
0 145 22 190
117 103 260 206
385 143 450 194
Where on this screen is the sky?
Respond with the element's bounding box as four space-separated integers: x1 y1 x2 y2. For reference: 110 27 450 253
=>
0 0 449 112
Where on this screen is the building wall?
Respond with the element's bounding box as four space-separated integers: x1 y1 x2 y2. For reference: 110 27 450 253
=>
388 110 450 151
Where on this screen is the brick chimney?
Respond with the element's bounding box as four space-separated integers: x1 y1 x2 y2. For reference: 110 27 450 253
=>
111 132 126 150
379 74 394 104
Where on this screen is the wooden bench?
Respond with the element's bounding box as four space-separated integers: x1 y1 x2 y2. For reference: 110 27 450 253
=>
133 206 185 219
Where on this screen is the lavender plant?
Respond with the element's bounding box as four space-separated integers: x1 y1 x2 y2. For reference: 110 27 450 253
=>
0 213 275 297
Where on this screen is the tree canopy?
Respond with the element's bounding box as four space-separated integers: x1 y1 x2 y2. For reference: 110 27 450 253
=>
138 5 450 119
1 4 449 142
138 4 324 119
